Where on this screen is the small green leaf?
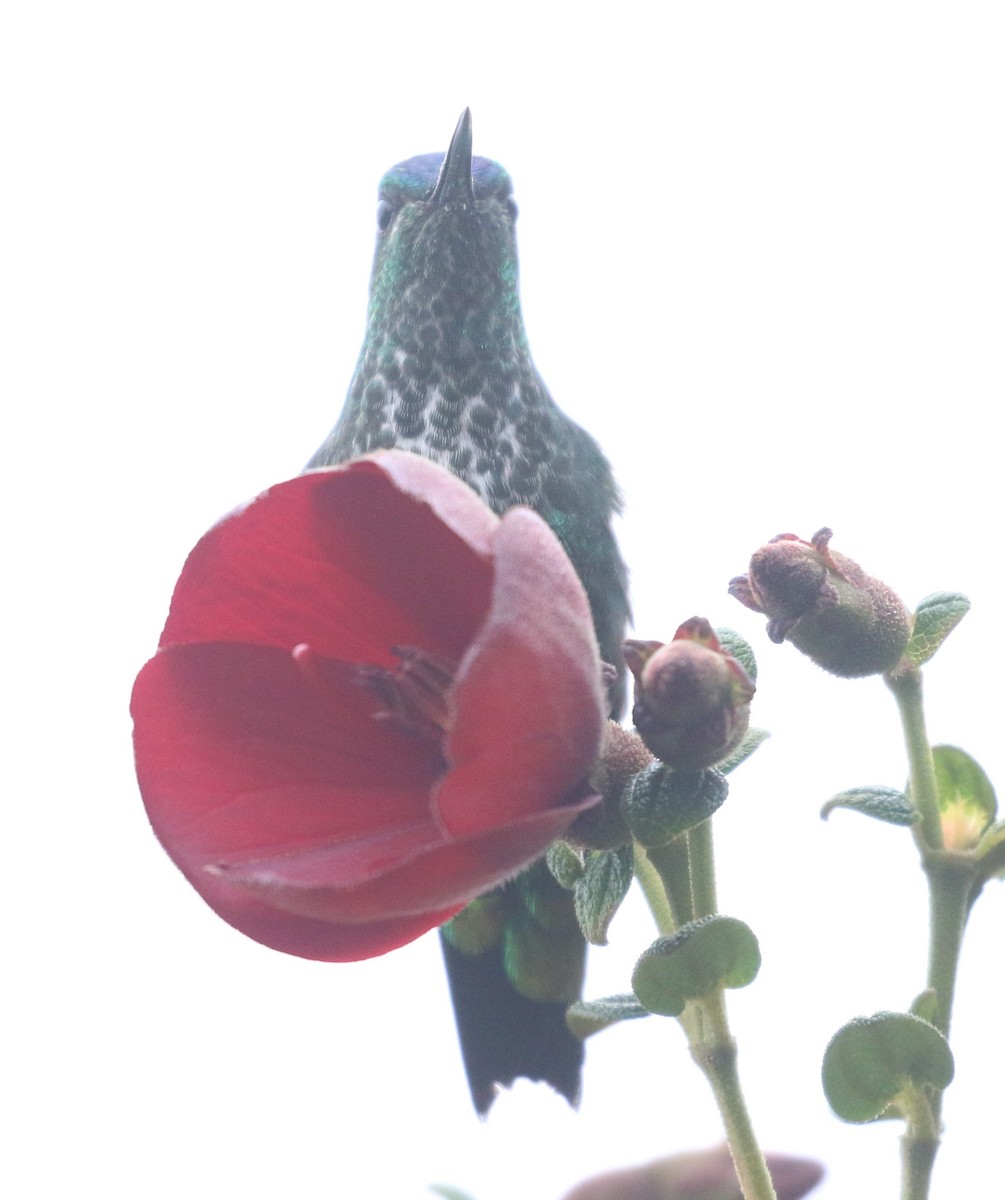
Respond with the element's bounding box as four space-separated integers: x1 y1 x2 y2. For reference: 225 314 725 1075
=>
573 843 634 946
927 744 997 850
716 727 770 776
906 592 971 667
822 1011 954 1123
565 994 650 1039
910 989 939 1024
546 840 585 890
820 785 918 826
632 916 761 1017
716 626 758 681
974 819 1005 878
622 763 729 847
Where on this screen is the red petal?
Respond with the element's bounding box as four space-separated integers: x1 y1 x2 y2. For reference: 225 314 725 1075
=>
132 640 460 959
159 455 495 666
132 635 591 955
367 450 496 552
210 794 596 922
187 881 458 962
132 642 445 856
436 508 605 836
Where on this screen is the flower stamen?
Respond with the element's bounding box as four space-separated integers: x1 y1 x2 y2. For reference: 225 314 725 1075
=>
358 645 457 739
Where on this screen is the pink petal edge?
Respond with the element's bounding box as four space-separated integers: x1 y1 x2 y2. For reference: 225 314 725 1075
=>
437 506 605 836
356 450 498 558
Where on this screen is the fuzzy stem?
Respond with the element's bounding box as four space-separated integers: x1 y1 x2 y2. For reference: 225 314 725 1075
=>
633 843 676 935
689 992 778 1200
900 1136 939 1200
637 832 775 1200
687 818 718 918
899 1086 940 1200
923 854 973 1039
885 664 981 1200
636 840 701 1043
644 837 694 927
886 669 943 851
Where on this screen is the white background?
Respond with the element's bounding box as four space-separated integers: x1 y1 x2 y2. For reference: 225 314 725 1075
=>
4 3 1002 1197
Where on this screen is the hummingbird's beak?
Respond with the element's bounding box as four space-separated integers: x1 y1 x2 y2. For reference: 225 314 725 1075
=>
429 109 475 207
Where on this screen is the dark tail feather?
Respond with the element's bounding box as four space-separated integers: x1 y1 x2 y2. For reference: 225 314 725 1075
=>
439 932 584 1116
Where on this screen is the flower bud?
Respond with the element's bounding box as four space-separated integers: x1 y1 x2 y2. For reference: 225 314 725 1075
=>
569 722 653 849
625 618 755 770
729 527 910 678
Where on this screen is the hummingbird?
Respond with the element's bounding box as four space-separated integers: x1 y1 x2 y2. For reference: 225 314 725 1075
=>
308 109 630 1114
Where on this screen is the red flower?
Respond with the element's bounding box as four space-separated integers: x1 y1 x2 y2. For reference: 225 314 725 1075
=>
131 452 605 962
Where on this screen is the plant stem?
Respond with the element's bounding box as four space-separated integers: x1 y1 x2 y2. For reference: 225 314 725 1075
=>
633 843 676 935
885 665 981 1200
923 853 973 1039
636 831 775 1200
687 818 718 918
886 668 943 852
898 1087 940 1200
900 1134 938 1200
644 837 694 926
689 992 778 1200
896 856 974 1200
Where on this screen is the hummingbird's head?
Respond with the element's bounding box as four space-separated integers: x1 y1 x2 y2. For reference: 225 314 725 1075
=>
367 109 521 327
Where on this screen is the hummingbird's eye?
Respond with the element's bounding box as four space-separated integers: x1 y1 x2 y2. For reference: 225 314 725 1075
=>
376 200 395 232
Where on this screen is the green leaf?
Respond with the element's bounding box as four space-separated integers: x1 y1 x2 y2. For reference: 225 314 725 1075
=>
622 763 729 847
906 592 971 667
565 993 650 1039
631 916 761 1017
820 785 918 826
822 1012 954 1123
716 626 758 681
573 843 634 946
546 840 585 890
927 744 997 850
974 819 1005 878
716 727 770 776
910 989 939 1024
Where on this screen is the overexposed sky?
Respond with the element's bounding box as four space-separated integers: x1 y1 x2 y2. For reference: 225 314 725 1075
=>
5 4 1003 1198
